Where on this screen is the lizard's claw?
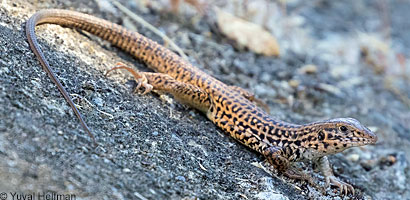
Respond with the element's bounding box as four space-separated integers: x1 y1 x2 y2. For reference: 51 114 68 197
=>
326 175 355 196
106 62 153 95
134 74 153 95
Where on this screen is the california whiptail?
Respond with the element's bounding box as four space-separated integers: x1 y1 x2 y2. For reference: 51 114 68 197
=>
26 9 377 195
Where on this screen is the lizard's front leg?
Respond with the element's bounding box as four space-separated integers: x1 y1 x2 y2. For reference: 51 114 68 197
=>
106 63 211 112
317 156 355 195
263 146 317 187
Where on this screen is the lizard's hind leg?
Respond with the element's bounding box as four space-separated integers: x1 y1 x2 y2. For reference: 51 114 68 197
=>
106 62 211 113
106 62 153 94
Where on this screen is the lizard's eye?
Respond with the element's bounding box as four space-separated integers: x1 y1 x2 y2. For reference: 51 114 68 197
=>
339 126 348 132
318 131 325 140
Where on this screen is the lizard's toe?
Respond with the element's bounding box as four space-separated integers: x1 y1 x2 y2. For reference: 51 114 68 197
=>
134 75 152 94
140 82 153 94
327 175 355 195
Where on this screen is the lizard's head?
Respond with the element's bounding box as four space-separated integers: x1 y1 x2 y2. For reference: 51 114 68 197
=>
302 118 377 157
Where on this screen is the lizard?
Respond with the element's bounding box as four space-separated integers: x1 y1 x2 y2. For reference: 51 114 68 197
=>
26 9 378 195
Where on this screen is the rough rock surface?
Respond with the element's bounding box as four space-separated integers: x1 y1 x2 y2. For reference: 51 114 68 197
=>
0 0 409 199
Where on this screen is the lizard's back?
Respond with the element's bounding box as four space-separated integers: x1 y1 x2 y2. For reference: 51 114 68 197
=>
26 9 300 154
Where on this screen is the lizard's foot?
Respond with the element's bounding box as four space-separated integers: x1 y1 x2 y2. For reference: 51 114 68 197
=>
326 175 355 196
263 146 324 192
106 62 153 95
133 74 153 95
282 168 327 194
284 168 318 189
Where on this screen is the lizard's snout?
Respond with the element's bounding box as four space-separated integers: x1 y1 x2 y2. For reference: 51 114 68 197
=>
362 126 378 144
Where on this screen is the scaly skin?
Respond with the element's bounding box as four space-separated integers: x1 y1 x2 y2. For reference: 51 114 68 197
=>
26 9 378 195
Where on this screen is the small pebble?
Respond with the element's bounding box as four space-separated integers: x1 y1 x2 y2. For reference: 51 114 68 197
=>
360 159 378 171
93 97 104 107
346 154 360 162
298 64 317 74
176 175 186 182
123 168 131 173
260 73 272 82
330 65 351 78
379 154 397 166
189 110 196 117
255 192 289 200
288 80 300 88
81 146 89 153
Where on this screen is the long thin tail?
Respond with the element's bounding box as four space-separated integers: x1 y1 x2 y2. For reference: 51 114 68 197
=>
26 10 98 143
25 9 196 143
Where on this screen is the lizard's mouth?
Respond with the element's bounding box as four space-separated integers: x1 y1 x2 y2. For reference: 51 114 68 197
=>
340 136 377 147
